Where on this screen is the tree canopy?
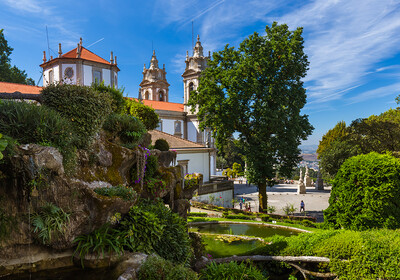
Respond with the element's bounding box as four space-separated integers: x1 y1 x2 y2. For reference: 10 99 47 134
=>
188 22 313 210
0 29 35 85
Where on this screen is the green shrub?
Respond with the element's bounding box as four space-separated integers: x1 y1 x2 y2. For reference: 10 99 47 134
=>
185 173 202 189
93 185 137 201
0 133 7 160
91 82 126 114
73 224 125 267
260 214 270 222
138 255 198 280
301 219 316 228
200 261 266 280
103 113 146 145
42 83 113 148
324 152 400 230
0 101 77 168
225 214 256 220
187 212 208 217
117 205 164 253
31 203 70 244
125 98 159 130
144 155 159 179
144 178 167 195
141 201 192 264
154 138 169 151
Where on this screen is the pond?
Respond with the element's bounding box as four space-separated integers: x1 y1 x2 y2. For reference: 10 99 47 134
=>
189 222 300 238
189 222 301 258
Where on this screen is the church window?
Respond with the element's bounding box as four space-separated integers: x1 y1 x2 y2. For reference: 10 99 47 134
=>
93 70 102 84
145 91 150 100
49 70 54 84
189 82 194 93
64 67 74 79
174 121 182 137
159 90 164 101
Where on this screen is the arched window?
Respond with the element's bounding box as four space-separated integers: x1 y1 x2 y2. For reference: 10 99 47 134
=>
188 82 194 100
159 90 164 101
145 91 150 100
49 70 54 84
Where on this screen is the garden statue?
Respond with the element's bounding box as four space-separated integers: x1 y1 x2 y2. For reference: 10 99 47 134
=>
298 169 306 194
305 166 312 187
315 171 324 190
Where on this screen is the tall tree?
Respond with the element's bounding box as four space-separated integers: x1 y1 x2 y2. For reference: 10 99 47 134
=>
188 22 313 211
0 29 35 85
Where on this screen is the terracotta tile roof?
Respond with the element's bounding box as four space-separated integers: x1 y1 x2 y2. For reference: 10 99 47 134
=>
61 46 111 65
149 130 207 149
0 81 42 94
133 98 184 112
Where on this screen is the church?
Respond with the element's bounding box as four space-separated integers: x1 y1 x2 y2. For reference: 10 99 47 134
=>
137 35 217 182
0 36 217 183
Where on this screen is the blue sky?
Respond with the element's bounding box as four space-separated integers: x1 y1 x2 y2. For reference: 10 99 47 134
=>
1 0 400 147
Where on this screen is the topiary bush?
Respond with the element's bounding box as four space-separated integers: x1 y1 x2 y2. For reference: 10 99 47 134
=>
42 83 113 148
125 98 159 130
103 113 146 146
324 152 400 230
154 138 169 151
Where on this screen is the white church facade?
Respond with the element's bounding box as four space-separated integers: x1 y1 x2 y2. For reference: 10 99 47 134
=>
137 36 217 182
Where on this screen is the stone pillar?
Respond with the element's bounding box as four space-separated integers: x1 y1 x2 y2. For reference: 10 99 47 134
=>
305 166 311 187
315 171 324 190
298 169 306 194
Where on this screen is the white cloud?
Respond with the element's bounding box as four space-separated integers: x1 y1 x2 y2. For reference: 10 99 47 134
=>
346 82 400 104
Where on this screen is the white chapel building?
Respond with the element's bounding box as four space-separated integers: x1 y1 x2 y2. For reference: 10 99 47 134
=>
138 36 217 182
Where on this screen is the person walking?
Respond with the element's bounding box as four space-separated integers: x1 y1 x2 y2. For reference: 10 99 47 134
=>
300 200 305 213
239 201 243 210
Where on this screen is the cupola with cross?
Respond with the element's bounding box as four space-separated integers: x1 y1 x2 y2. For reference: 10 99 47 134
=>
139 50 170 102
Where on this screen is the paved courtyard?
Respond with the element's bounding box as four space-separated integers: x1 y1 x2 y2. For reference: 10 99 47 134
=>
234 182 331 222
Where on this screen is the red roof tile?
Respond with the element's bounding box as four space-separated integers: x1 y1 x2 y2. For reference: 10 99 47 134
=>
0 81 42 94
61 46 111 65
132 98 184 112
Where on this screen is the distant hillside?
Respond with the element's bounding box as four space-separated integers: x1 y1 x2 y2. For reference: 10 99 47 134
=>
301 153 318 162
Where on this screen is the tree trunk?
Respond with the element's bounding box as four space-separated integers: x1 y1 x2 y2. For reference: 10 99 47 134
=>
258 182 267 212
0 92 42 103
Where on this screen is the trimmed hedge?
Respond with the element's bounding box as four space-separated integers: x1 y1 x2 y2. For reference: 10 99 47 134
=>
154 138 169 151
42 84 113 148
224 214 256 220
188 212 208 217
324 152 400 230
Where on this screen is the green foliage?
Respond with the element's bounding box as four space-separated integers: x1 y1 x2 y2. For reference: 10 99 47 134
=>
0 133 8 160
93 185 137 201
260 214 270 222
266 206 276 214
317 121 348 157
42 83 113 148
31 203 70 244
232 162 243 177
282 204 296 216
264 229 400 280
324 152 400 230
0 101 77 169
144 155 159 179
200 261 267 280
140 201 192 264
73 224 125 267
91 82 126 114
0 29 35 85
144 178 167 195
185 173 202 189
118 205 164 253
138 255 199 280
125 98 159 130
103 113 146 146
154 138 170 151
224 214 256 220
188 22 313 211
217 137 245 168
